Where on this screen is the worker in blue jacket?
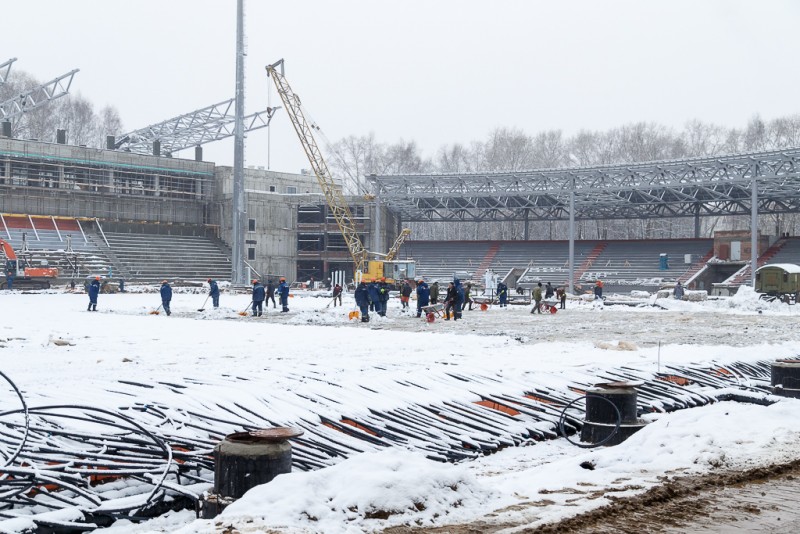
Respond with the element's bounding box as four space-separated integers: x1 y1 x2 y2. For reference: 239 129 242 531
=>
415 280 430 318
377 277 391 317
160 280 173 316
454 278 465 320
251 279 265 316
87 276 100 311
278 277 290 312
367 279 381 314
497 281 508 307
354 280 370 322
208 278 220 308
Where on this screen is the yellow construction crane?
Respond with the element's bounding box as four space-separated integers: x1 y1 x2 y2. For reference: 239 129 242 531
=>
266 59 415 284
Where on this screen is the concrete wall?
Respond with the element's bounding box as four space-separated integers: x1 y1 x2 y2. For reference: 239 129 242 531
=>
214 166 325 281
0 138 213 224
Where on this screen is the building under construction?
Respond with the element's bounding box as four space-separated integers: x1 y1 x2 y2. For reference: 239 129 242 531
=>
0 134 400 285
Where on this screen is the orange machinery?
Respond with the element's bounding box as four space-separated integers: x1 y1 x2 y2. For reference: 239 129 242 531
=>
1 238 59 289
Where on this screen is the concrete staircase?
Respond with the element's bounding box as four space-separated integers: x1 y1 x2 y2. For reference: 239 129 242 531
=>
575 242 607 283
474 242 501 280
726 238 787 285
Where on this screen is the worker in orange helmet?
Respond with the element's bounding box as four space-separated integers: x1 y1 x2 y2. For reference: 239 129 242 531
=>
594 279 603 301
278 276 290 312
160 280 173 316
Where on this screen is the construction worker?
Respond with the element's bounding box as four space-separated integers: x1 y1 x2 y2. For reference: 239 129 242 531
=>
118 279 125 293
497 281 508 307
400 280 412 311
208 278 220 308
430 281 439 304
278 277 290 312
378 277 390 317
160 280 173 316
674 281 684 300
416 279 430 318
557 286 567 309
354 279 370 322
545 282 554 300
453 279 465 320
594 280 604 300
531 282 543 314
87 276 100 311
462 283 473 311
332 283 343 307
444 282 457 320
266 279 276 308
5 268 14 291
252 279 265 316
367 279 380 314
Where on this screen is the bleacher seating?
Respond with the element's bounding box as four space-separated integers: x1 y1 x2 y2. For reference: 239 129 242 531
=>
400 238 714 292
580 239 713 288
496 241 599 286
103 232 230 282
398 241 492 282
759 237 800 266
1 226 113 280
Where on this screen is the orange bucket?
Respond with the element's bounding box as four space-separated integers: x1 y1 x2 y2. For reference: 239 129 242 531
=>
480 303 488 311
426 312 435 323
348 310 360 320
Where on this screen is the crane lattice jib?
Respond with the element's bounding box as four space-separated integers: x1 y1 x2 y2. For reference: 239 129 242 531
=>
266 62 368 273
384 228 411 261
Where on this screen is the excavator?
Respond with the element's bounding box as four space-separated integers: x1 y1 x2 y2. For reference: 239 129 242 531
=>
266 59 415 285
0 238 59 289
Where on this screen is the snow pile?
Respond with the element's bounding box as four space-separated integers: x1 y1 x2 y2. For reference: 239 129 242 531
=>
183 450 495 533
173 399 800 533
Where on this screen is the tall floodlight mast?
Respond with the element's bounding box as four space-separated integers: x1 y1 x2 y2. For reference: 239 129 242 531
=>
231 0 246 285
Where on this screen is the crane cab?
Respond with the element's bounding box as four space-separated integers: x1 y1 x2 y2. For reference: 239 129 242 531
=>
365 260 416 286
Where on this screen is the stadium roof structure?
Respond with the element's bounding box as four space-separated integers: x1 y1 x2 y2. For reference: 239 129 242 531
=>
368 147 800 223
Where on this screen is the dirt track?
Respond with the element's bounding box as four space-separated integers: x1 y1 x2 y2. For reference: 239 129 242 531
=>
383 460 800 533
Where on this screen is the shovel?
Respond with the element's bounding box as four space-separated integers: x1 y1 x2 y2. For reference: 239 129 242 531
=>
197 295 210 312
238 301 253 317
149 304 163 315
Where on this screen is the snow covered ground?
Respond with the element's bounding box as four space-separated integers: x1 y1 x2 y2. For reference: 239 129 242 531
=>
1 286 800 533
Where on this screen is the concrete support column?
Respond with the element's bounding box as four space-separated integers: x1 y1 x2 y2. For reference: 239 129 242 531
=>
373 186 381 254
59 164 65 189
107 169 113 193
751 174 758 289
568 178 575 295
154 174 160 197
4 159 11 184
694 203 701 238
524 209 530 240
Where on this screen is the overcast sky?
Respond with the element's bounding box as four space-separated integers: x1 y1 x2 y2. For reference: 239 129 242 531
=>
4 0 800 174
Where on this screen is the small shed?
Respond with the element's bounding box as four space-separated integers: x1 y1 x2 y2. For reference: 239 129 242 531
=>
755 263 800 300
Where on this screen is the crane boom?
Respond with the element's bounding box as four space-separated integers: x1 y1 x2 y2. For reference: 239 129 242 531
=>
384 228 411 261
266 59 369 274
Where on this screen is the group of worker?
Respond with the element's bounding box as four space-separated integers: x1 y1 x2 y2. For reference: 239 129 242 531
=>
354 277 392 322
414 278 468 321
84 277 291 316
249 278 290 316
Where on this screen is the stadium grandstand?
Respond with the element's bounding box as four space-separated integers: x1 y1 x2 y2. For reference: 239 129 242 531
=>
4 130 800 294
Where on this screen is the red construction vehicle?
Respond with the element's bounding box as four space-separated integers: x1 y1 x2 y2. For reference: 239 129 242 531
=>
1 238 59 289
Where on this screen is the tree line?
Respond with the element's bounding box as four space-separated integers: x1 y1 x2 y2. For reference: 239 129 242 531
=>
1 70 122 148
327 118 800 241
4 68 798 241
